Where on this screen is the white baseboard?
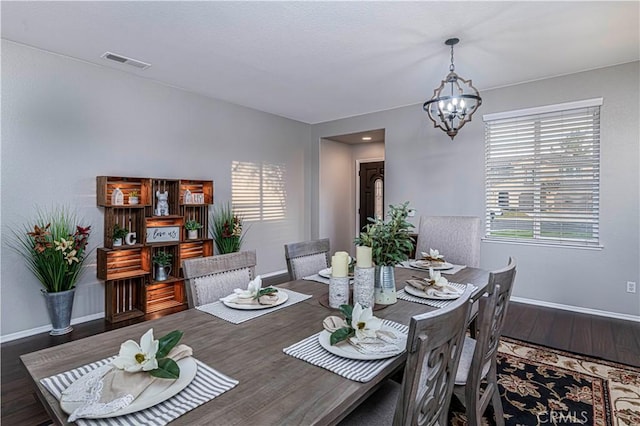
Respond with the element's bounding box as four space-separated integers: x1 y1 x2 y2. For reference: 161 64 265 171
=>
511 296 640 322
1 312 105 344
0 271 291 344
260 269 289 278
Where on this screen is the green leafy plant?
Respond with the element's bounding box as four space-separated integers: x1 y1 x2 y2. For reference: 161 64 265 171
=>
210 202 246 254
184 220 203 231
129 190 139 198
112 223 129 240
354 202 415 266
8 206 92 293
152 251 173 266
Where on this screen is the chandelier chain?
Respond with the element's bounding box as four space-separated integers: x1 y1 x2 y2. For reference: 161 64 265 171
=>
449 44 455 72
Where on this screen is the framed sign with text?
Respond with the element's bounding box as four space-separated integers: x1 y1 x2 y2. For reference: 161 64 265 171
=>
146 226 180 243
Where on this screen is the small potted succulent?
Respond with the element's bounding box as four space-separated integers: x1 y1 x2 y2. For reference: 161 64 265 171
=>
184 220 203 240
112 223 129 247
152 251 173 281
128 190 139 205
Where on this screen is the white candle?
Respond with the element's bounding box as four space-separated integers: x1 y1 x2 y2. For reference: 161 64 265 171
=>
332 254 348 277
356 246 373 268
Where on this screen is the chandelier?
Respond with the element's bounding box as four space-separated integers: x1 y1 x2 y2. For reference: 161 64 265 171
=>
423 38 482 140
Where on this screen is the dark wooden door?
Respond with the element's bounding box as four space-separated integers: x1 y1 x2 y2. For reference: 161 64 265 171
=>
359 161 384 231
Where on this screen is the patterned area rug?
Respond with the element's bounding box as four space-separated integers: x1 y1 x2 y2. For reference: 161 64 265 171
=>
449 337 640 426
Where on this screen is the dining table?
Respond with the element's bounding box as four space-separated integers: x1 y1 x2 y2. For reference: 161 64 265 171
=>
20 265 489 425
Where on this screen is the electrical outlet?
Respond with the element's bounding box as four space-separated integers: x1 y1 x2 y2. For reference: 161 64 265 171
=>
627 281 637 293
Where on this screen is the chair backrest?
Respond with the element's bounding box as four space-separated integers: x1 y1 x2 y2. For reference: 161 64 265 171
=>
415 216 482 267
393 285 474 426
182 251 256 308
465 257 517 407
284 238 330 280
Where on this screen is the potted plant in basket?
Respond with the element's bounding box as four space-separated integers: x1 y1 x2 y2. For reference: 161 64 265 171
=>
128 190 139 205
152 251 173 282
354 202 415 305
210 202 246 254
112 223 129 247
8 206 92 335
184 220 203 240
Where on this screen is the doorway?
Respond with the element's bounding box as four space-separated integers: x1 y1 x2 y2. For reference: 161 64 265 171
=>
358 160 384 231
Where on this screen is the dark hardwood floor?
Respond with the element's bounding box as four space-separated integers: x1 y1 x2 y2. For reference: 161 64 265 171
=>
2 287 638 425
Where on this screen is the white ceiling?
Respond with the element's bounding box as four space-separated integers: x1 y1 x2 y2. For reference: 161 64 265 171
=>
2 1 638 124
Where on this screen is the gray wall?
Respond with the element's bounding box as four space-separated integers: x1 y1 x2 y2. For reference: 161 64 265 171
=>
1 41 311 337
319 140 385 255
312 62 640 318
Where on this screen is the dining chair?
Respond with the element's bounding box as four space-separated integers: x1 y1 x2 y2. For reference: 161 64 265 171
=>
453 257 517 426
284 238 331 280
182 250 256 308
340 285 474 426
414 216 482 267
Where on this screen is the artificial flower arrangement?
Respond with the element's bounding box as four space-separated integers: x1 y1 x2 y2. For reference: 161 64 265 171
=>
113 329 184 379
324 303 383 346
210 202 246 254
9 206 92 293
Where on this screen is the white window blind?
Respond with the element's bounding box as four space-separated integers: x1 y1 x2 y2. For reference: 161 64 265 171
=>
484 99 602 247
232 160 287 222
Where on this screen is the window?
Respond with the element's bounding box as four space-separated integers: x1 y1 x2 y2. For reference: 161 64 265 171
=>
484 98 602 247
232 161 287 222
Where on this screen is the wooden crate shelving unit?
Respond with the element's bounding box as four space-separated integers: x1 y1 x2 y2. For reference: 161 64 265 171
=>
97 176 214 323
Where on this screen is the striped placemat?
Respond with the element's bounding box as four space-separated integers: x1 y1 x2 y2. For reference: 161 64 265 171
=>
283 320 409 383
41 357 238 425
196 288 312 324
397 283 475 308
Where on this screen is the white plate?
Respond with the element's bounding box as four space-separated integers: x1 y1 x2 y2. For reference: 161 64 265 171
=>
61 356 198 418
318 327 407 360
318 268 354 279
404 283 461 300
318 268 332 278
222 290 288 310
409 260 454 270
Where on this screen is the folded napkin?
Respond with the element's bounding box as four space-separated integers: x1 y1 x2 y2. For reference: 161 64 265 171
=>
348 329 404 355
406 270 463 298
62 344 193 421
219 275 280 305
421 249 446 264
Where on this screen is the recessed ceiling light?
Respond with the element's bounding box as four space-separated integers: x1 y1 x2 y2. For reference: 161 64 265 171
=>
362 136 372 141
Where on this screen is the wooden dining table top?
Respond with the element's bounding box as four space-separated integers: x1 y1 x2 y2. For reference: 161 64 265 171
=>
20 265 489 425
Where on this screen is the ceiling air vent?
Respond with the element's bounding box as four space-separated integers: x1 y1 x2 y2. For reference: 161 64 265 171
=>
101 52 151 70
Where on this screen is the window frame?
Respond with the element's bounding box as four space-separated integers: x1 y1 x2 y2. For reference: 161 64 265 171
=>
483 98 603 249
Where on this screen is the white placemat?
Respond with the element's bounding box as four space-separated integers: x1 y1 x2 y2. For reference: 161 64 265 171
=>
303 274 330 284
41 356 238 426
283 319 409 383
399 261 467 275
396 283 475 308
196 288 312 324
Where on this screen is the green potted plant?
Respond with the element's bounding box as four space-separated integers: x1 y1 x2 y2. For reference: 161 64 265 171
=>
112 223 129 247
152 251 173 282
210 202 246 254
184 220 203 240
128 190 139 205
8 206 92 335
354 202 415 304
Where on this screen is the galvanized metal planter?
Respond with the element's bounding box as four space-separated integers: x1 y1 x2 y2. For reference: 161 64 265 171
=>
42 289 75 336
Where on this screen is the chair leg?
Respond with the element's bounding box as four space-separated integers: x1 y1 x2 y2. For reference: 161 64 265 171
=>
491 381 505 426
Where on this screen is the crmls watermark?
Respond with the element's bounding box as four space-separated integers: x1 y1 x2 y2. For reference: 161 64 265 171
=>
536 410 589 424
